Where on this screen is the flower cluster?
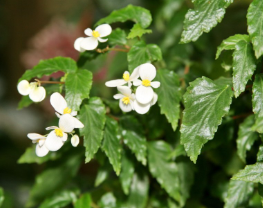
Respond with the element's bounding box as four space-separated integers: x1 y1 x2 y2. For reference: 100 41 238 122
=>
105 63 160 114
27 93 84 157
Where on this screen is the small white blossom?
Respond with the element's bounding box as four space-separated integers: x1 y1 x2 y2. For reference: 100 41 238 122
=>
114 86 135 112
71 135 80 147
27 133 49 157
17 80 46 102
134 92 158 114
133 63 160 104
74 24 112 51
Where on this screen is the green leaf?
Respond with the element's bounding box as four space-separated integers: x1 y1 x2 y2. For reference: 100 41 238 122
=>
126 172 149 208
216 34 249 59
224 180 254 208
39 188 79 208
108 28 127 46
232 40 257 97
232 163 263 183
19 57 77 82
101 117 122 176
180 76 233 163
0 187 4 207
95 163 110 187
155 69 181 131
96 5 152 28
180 0 233 43
237 115 258 163
127 23 152 39
127 41 162 72
120 150 135 195
65 70 93 111
74 193 92 208
99 193 116 208
119 116 147 165
79 97 106 163
247 0 263 59
257 145 263 162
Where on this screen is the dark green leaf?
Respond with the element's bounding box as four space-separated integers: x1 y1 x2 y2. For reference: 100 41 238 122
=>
74 193 92 208
232 163 263 183
232 40 257 97
98 192 116 208
155 69 181 131
180 76 233 163
108 28 127 46
180 0 233 43
79 97 106 163
127 41 162 72
0 187 4 207
96 5 152 28
257 145 263 162
101 117 122 175
247 0 263 59
127 23 152 39
65 70 92 111
95 163 110 187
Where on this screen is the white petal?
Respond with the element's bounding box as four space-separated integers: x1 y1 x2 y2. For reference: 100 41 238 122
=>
29 86 46 102
50 92 68 115
45 130 64 151
135 86 154 104
84 28 92 36
71 117 84 128
105 79 126 87
80 37 99 50
17 80 31 95
59 114 75 132
117 86 132 97
71 111 78 116
62 133 68 142
46 126 58 130
133 79 142 86
151 81 160 88
55 112 61 118
98 37 108 42
130 66 140 81
139 63 156 81
71 135 80 147
113 94 124 99
151 93 158 106
74 37 85 52
95 24 112 37
134 100 151 114
38 139 45 147
36 144 49 157
119 99 132 112
27 133 46 140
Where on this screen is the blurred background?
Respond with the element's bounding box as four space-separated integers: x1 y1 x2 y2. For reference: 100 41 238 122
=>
0 0 252 207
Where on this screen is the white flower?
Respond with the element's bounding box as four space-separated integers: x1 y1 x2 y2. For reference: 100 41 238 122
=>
133 63 160 104
105 67 139 88
17 80 46 102
50 92 84 128
74 24 112 51
27 133 49 157
114 86 135 112
71 135 79 147
134 92 158 114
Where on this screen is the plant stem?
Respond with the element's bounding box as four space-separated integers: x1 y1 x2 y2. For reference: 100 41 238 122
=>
35 79 65 85
96 46 129 53
232 113 252 120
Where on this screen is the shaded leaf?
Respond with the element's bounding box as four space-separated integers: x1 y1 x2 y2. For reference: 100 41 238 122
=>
74 193 92 208
232 163 263 183
0 187 4 207
127 23 152 39
108 28 127 46
95 162 110 187
98 193 116 208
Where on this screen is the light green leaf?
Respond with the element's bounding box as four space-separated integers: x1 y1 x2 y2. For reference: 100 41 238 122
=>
127 23 152 39
180 76 233 163
237 115 258 163
95 163 110 187
155 69 181 131
65 70 92 111
101 117 122 176
127 41 162 72
39 188 79 208
216 34 249 59
99 193 116 208
126 172 149 208
108 28 127 46
224 180 254 208
119 116 147 165
257 145 263 162
19 57 77 82
120 151 135 195
96 5 152 28
180 0 233 43
0 187 4 207
232 163 263 183
232 40 257 98
79 97 106 163
74 193 92 208
247 0 263 59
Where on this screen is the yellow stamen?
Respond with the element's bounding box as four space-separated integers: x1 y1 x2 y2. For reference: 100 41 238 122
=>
92 30 100 38
55 128 63 137
123 73 130 81
63 107 72 114
142 79 151 87
122 97 130 105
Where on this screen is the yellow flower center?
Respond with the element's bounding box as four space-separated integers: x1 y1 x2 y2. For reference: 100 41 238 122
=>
63 107 72 114
55 128 63 137
142 79 151 87
122 97 130 105
123 73 130 81
92 30 100 38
